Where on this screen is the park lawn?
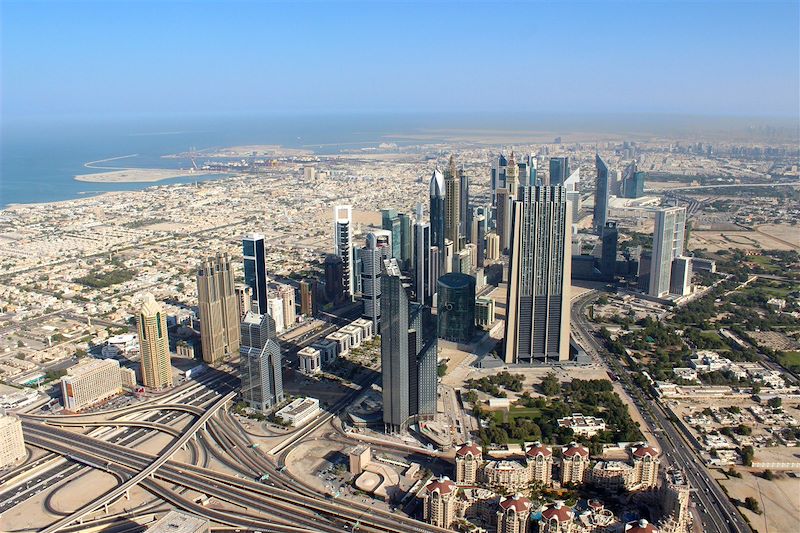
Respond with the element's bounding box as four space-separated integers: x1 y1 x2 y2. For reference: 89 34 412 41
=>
494 407 543 424
776 351 800 370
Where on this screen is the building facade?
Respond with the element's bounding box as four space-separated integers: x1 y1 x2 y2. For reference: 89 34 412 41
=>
444 155 462 253
196 253 241 365
504 185 572 363
243 233 268 314
594 154 610 233
561 443 590 485
455 442 482 484
333 205 355 300
239 311 284 411
361 232 390 332
138 293 173 389
422 477 458 529
497 494 533 533
60 358 123 411
437 273 476 343
649 207 687 297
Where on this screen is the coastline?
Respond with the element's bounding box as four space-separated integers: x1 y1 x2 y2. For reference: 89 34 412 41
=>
74 168 221 183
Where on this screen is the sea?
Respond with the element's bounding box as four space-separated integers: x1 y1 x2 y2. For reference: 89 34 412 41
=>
2 112 796 209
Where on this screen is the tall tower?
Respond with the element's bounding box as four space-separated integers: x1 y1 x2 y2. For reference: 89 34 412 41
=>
649 206 687 297
594 154 610 233
243 233 268 314
381 208 401 260
600 222 618 282
196 253 241 365
413 204 433 305
459 162 469 243
360 233 390 332
444 155 461 253
137 293 173 389
240 311 284 411
333 205 354 300
491 153 509 207
381 259 437 433
429 169 446 274
548 157 570 186
504 186 572 363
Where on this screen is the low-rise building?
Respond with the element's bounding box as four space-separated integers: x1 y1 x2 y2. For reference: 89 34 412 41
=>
311 339 338 364
589 461 634 491
275 397 320 427
351 318 374 341
475 297 496 329
325 331 351 357
60 358 123 411
482 459 530 492
339 324 363 349
298 346 322 375
147 510 210 532
557 413 607 437
348 444 371 475
120 367 137 389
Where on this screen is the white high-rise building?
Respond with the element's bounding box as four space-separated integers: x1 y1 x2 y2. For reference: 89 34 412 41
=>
333 205 355 301
137 293 173 389
60 358 123 411
0 415 27 469
649 207 687 297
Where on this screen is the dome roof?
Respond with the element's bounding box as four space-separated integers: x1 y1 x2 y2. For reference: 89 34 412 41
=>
456 441 482 458
526 442 552 458
425 477 456 495
499 494 532 513
625 519 658 533
541 502 573 522
563 443 589 458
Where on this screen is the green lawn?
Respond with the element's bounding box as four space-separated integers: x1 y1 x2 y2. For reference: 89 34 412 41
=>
493 407 542 424
776 351 800 370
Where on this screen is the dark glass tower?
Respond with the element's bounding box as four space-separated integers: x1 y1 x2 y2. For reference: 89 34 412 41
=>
429 168 446 274
323 254 345 305
381 259 437 433
549 157 570 186
240 311 283 411
243 233 268 314
594 154 610 233
436 273 476 343
601 221 618 281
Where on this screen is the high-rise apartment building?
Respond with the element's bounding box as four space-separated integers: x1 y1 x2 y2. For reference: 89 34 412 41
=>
548 157 570 186
561 443 590 484
138 293 173 389
60 358 123 411
196 253 240 365
444 155 462 252
459 162 470 242
491 153 509 206
234 285 253 320
299 279 317 316
243 233 268 314
240 311 284 411
333 205 354 300
594 155 610 233
324 254 345 304
398 212 413 269
649 207 687 297
0 415 26 469
422 477 458 529
381 259 437 433
504 186 571 363
278 284 296 329
360 232 391 332
669 256 692 296
381 208 402 260
267 297 285 334
497 494 534 533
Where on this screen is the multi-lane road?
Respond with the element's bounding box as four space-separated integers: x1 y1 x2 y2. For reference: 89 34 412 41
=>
571 291 751 533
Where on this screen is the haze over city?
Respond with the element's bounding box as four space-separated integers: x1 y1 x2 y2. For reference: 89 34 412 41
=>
0 2 798 533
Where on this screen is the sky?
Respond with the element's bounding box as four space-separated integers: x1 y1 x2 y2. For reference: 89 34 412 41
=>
2 0 799 120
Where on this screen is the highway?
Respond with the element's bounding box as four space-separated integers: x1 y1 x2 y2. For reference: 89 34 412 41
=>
571 291 751 533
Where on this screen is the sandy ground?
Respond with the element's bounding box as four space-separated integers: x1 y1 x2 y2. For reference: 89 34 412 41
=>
690 224 799 252
178 144 313 157
717 470 800 533
75 168 212 183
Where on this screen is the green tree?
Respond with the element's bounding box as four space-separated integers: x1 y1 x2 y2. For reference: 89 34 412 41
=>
540 372 561 396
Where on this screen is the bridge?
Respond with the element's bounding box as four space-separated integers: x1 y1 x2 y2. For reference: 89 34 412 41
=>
39 391 235 533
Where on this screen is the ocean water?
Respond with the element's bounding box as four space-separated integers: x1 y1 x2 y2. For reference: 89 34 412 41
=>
0 113 455 208
3 112 796 208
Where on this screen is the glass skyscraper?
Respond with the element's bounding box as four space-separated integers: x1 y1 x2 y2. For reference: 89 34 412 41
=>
548 157 570 186
437 273 476 343
243 233 268 314
594 154 610 233
240 311 284 412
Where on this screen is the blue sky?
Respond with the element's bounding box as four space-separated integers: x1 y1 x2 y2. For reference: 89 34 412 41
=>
2 0 799 119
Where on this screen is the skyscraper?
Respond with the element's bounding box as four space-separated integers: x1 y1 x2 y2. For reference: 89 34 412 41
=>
138 293 173 389
623 162 646 198
278 284 296 329
437 273 476 343
361 232 390 331
243 233 268 314
196 253 241 365
381 208 401 260
491 153 508 207
299 279 317 316
323 254 345 305
594 155 610 233
381 258 437 433
413 204 434 305
459 163 470 243
649 206 687 297
234 285 253 320
549 157 570 186
496 153 521 253
333 205 354 300
240 311 284 411
563 168 582 224
444 155 462 253
471 210 487 267
504 186 572 363
398 212 413 269
429 168 446 273
600 222 618 281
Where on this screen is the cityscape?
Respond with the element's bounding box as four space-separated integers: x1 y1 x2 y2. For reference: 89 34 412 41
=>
1 2 799 533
